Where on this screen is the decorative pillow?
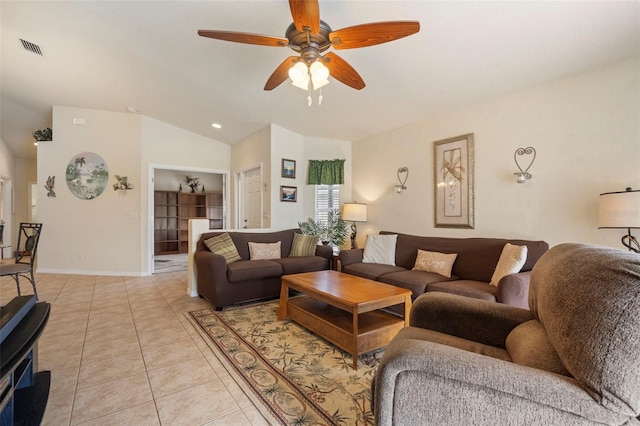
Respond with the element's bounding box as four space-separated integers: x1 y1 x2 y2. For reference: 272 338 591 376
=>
362 234 397 266
412 249 457 278
490 243 528 286
204 233 241 264
248 241 281 260
290 233 319 257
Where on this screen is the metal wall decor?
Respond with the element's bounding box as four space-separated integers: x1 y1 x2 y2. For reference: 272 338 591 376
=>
395 167 409 193
66 152 109 200
433 133 475 229
44 176 56 197
514 147 536 183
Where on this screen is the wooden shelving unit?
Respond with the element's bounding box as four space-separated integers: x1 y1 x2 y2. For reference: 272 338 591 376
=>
154 191 179 255
154 191 224 255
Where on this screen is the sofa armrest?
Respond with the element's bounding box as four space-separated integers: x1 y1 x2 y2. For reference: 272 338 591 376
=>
374 338 625 426
497 270 531 308
338 249 363 266
410 292 534 348
194 250 229 304
314 244 333 260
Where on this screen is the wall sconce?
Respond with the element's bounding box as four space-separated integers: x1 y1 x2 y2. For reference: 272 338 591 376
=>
395 167 409 193
513 147 536 183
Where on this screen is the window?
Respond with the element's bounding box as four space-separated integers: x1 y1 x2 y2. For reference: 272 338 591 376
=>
315 184 340 223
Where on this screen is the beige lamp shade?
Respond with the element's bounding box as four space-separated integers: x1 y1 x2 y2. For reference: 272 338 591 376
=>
342 203 368 222
598 189 640 229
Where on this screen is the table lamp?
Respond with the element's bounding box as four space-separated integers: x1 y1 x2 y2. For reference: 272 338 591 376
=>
598 187 640 253
342 202 368 249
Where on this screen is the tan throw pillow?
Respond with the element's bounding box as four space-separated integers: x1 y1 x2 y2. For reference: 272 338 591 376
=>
248 241 281 260
362 234 397 266
412 249 457 278
204 233 241 264
290 233 319 257
490 243 528 286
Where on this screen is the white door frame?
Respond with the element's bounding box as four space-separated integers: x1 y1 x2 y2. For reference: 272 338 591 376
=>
147 164 230 274
235 164 263 230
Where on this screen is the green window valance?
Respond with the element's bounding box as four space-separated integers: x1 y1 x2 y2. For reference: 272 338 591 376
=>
308 159 345 185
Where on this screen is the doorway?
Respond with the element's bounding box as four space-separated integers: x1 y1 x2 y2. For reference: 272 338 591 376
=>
237 165 263 229
149 165 230 274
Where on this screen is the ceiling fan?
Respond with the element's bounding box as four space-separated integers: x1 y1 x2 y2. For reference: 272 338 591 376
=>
198 0 420 97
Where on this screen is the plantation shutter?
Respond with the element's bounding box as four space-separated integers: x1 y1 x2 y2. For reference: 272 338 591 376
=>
315 184 340 223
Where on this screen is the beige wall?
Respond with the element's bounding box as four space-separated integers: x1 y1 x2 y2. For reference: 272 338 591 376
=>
352 57 640 249
37 106 232 275
270 125 304 230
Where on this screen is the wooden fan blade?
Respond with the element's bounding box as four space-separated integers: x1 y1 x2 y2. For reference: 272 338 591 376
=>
264 56 299 91
289 0 320 34
198 30 288 47
322 52 365 90
329 21 420 50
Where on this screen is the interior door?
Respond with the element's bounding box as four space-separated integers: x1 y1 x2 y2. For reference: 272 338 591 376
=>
241 166 262 229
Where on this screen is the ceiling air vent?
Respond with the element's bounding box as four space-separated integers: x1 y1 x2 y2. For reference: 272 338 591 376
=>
20 39 43 56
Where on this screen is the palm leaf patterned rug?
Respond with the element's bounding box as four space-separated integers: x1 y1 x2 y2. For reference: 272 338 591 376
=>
186 300 381 425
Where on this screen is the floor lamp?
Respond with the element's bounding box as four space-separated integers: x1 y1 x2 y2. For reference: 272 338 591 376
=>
598 187 640 253
342 203 368 249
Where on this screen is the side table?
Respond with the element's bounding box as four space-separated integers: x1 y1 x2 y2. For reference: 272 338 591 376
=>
0 245 10 260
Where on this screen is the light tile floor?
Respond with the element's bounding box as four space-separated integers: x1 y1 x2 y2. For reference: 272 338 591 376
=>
0 265 268 425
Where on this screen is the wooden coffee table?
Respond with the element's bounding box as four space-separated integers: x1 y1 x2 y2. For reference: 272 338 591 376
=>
278 270 412 369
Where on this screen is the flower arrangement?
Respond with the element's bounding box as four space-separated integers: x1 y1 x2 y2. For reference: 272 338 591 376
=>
113 175 133 191
185 175 200 193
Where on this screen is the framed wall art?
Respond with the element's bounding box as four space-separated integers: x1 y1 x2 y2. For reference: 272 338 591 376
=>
281 158 296 178
280 185 297 202
433 133 474 228
66 152 109 200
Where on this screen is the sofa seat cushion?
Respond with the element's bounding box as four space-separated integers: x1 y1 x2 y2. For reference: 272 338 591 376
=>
427 279 497 302
227 260 283 282
342 262 406 281
393 327 511 362
273 256 329 275
378 270 458 300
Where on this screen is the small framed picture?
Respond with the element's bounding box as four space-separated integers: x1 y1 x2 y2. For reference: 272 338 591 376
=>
281 158 296 178
280 185 297 202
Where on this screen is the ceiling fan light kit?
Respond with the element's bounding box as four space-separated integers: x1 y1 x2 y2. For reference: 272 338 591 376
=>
198 0 420 105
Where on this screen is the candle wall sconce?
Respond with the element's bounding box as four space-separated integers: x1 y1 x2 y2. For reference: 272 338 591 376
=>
395 167 409 193
514 147 536 183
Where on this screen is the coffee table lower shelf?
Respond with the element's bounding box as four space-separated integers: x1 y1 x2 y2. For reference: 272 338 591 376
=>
287 296 405 367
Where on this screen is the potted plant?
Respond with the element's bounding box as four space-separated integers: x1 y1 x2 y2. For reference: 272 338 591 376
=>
33 127 52 141
298 210 349 247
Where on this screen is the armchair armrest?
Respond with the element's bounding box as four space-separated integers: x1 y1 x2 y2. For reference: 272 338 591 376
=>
374 338 625 426
410 292 534 348
497 270 531 308
338 248 363 266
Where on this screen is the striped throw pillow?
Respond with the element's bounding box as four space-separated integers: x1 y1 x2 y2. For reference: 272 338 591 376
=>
204 233 241 264
290 233 319 257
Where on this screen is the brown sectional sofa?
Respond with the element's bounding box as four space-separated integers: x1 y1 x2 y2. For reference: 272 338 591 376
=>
194 228 332 310
339 231 549 308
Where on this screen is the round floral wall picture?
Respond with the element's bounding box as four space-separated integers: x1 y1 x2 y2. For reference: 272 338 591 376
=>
66 152 109 200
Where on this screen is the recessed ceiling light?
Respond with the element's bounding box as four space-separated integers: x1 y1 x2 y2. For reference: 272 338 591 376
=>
127 106 138 113
211 123 222 129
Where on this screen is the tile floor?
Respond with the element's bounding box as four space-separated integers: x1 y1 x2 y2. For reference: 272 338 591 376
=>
0 265 268 425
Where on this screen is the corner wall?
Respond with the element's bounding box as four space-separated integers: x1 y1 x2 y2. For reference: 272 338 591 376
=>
352 57 640 249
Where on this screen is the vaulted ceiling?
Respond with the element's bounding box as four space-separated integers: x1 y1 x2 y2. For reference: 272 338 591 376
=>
2 1 638 160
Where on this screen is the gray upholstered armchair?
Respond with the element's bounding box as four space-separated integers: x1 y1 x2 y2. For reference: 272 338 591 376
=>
373 243 640 425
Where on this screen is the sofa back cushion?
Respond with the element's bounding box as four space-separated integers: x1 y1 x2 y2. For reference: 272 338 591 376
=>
198 229 297 260
380 231 548 282
529 243 640 415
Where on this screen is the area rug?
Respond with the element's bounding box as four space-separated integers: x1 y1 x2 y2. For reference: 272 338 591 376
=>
153 253 187 273
186 300 381 425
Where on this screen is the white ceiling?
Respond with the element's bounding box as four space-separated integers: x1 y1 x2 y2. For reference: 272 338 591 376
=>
1 1 639 160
